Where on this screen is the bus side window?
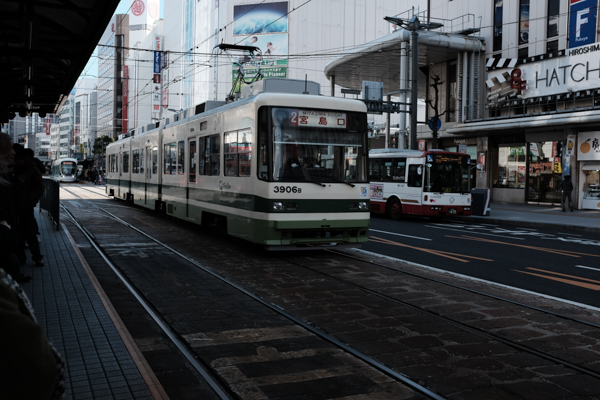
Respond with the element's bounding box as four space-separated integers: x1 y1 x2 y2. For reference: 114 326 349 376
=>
369 159 380 180
394 159 406 182
407 165 422 187
382 159 393 181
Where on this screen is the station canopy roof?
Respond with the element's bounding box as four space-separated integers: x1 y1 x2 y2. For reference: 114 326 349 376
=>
0 0 121 122
324 27 484 96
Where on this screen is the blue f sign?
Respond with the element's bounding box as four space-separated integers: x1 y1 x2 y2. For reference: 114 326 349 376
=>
569 0 597 49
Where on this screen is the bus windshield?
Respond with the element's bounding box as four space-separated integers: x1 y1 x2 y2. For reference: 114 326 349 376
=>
425 159 470 193
266 107 368 184
60 161 76 175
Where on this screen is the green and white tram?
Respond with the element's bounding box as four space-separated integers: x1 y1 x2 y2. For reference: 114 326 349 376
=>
106 80 370 249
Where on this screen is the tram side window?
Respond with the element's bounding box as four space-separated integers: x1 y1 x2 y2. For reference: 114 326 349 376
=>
224 131 238 176
224 129 253 177
369 159 381 181
407 165 422 187
123 151 129 173
139 148 144 174
163 143 176 175
197 134 220 176
178 140 185 175
132 150 140 174
189 140 197 183
152 147 158 175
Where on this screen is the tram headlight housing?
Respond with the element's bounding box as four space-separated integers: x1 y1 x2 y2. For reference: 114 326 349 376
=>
358 201 368 210
273 202 284 211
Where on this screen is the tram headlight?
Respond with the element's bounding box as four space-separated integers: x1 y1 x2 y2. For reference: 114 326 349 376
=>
273 202 284 211
358 202 368 210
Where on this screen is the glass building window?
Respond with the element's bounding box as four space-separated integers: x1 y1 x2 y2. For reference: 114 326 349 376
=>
447 62 457 122
519 0 529 45
494 145 526 188
493 0 503 52
547 0 559 38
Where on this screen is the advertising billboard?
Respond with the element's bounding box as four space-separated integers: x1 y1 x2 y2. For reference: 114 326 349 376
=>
233 2 288 35
232 2 289 89
569 0 597 49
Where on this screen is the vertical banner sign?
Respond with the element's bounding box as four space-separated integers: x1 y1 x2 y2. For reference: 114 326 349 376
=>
569 0 597 49
122 66 129 134
153 51 161 74
162 69 168 109
153 36 163 114
46 117 51 135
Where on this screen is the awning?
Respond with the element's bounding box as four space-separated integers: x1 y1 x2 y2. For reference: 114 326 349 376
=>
324 28 484 94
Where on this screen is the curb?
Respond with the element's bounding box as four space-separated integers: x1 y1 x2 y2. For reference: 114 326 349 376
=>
454 215 600 234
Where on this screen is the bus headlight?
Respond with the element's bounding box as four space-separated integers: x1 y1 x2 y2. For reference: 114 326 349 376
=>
358 202 368 210
273 202 284 211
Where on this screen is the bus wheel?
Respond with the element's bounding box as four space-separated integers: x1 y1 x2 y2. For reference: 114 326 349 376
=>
386 198 402 220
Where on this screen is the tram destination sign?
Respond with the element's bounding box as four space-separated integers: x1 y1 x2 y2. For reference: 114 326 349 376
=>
290 110 347 129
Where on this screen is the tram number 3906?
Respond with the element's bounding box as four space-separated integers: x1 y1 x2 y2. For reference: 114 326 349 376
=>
274 186 302 194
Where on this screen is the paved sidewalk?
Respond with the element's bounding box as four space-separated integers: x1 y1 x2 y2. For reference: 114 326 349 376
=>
459 202 600 234
20 207 155 400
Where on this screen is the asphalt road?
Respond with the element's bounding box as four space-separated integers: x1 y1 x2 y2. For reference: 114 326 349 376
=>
363 214 600 308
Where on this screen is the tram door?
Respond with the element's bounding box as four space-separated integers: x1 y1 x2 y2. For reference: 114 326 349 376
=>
145 146 151 205
118 152 122 198
187 138 197 218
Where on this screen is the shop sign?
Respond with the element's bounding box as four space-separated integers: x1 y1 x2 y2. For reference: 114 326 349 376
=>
566 134 577 156
553 162 562 173
578 131 600 160
487 42 600 102
569 0 597 49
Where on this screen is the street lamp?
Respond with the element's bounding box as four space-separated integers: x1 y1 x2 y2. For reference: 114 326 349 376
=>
384 16 443 150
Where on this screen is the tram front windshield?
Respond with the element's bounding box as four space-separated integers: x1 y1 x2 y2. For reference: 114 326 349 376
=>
60 161 76 175
263 107 368 184
424 154 470 194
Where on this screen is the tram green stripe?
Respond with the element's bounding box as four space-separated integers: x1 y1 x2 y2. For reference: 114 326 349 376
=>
114 180 369 214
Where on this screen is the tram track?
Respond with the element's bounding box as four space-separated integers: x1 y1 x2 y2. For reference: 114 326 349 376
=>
59 186 443 399
59 185 600 399
278 251 600 380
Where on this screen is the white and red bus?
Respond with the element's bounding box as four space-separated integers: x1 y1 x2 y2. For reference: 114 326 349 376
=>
369 149 472 219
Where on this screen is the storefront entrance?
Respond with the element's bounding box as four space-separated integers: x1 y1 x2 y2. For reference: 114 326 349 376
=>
527 141 562 205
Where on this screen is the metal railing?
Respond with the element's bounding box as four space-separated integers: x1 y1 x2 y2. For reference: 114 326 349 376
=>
40 177 60 231
464 90 600 123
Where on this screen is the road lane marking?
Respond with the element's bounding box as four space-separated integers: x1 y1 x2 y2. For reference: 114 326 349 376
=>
447 235 600 258
514 269 600 291
575 265 600 272
369 236 493 263
426 225 525 240
369 229 431 241
350 248 600 312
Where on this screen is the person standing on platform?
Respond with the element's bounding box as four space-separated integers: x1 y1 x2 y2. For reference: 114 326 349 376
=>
559 174 574 212
11 144 45 267
0 134 29 283
0 268 65 399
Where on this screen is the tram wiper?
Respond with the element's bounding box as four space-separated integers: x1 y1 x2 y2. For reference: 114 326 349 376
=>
307 180 326 187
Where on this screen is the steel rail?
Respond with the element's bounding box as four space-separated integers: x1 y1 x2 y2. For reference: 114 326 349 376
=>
92 205 448 400
60 204 235 400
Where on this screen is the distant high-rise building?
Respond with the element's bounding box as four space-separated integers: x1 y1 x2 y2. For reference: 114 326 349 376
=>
97 14 130 140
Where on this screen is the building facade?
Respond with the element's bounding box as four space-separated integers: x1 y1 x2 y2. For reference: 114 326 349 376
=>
160 0 405 123
371 0 600 210
97 14 130 140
